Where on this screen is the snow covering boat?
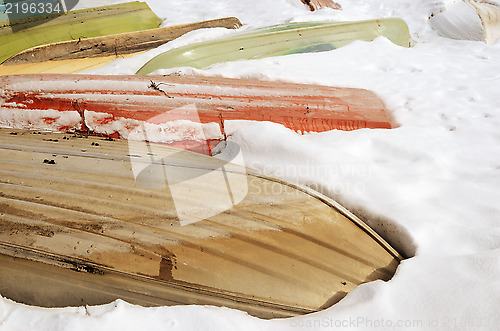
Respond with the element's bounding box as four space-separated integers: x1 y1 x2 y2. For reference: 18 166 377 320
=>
429 0 500 44
0 17 242 75
0 128 402 318
0 74 392 155
0 1 162 64
136 18 410 75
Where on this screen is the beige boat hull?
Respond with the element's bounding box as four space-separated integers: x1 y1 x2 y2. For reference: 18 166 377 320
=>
0 129 401 318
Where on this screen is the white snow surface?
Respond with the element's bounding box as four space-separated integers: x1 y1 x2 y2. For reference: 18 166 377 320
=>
2 0 500 330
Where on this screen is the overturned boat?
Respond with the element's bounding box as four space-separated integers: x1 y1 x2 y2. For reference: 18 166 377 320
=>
429 0 500 44
0 1 162 64
0 17 242 75
0 74 392 155
136 18 410 75
0 128 402 318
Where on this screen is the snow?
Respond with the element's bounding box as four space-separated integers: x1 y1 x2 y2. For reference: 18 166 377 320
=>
2 0 500 330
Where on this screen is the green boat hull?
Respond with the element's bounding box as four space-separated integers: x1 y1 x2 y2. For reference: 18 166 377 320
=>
136 18 410 75
0 1 162 64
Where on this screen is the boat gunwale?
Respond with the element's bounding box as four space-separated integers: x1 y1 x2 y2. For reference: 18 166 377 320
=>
0 240 315 316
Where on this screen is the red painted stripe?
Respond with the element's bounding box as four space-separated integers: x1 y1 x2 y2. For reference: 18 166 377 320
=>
0 74 391 155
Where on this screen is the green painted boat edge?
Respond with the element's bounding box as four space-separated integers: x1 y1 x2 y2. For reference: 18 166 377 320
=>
136 18 410 75
0 1 162 63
